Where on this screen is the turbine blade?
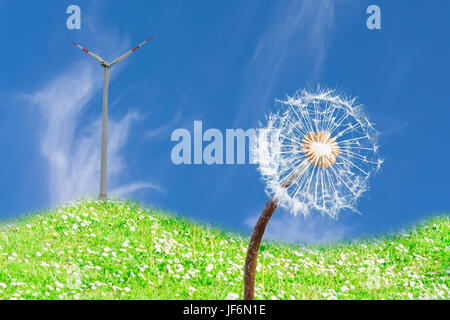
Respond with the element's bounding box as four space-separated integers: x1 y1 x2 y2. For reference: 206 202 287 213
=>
72 42 106 64
110 37 153 66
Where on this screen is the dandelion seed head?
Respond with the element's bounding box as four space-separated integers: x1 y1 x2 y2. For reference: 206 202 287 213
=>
253 88 382 218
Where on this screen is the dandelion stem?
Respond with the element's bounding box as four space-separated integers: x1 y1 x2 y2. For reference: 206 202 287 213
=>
243 196 279 300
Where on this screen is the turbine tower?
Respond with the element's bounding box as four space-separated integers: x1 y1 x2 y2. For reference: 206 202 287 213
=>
72 37 153 200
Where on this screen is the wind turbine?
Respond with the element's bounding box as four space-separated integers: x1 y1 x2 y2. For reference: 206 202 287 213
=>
72 37 153 200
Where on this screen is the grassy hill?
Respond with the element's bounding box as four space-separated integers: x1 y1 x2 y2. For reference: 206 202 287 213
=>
0 199 448 300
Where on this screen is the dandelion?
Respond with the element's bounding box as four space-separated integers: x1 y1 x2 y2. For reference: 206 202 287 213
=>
244 88 382 300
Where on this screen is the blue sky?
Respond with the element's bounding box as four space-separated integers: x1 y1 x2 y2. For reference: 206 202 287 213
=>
0 0 449 242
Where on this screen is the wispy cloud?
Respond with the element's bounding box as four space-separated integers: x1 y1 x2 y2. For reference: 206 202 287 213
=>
249 0 335 77
245 210 353 243
28 61 162 204
372 113 409 139
144 109 183 140
234 0 336 127
111 182 164 197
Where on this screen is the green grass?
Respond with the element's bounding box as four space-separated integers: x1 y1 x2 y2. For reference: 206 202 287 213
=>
0 198 448 300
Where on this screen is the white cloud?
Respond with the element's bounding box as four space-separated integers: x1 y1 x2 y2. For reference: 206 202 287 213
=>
245 210 353 243
144 109 183 140
29 62 162 204
374 114 409 138
234 0 336 127
249 0 335 77
111 182 164 197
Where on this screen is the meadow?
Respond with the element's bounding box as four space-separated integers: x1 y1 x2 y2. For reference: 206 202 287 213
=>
0 199 448 300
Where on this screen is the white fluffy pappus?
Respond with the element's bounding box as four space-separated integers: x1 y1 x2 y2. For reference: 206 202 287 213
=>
253 88 382 218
